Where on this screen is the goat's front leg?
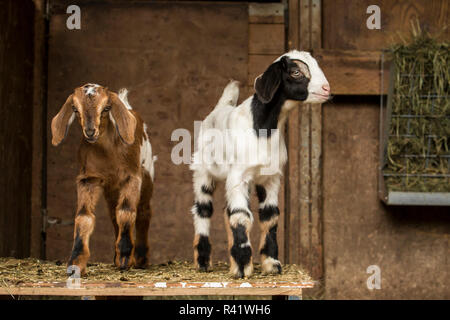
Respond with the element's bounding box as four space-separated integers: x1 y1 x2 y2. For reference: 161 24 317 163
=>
224 171 253 278
114 175 141 270
192 170 215 271
68 176 102 275
256 176 282 274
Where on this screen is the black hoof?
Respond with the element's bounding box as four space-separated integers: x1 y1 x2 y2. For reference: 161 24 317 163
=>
275 263 282 274
198 265 210 272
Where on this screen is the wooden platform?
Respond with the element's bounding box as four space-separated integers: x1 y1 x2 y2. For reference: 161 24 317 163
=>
0 280 314 297
0 258 314 297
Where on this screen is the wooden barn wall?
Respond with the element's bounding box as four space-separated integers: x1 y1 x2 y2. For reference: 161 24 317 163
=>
45 1 286 265
320 0 449 299
0 0 35 258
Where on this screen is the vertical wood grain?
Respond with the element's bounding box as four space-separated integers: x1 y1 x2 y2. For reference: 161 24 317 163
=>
285 0 300 264
287 0 324 280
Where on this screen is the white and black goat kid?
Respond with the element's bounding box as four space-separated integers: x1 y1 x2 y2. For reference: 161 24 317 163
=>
190 50 330 278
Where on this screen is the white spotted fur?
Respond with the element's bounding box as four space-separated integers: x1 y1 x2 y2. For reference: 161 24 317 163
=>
83 83 100 96
117 89 156 181
190 50 329 276
191 50 329 185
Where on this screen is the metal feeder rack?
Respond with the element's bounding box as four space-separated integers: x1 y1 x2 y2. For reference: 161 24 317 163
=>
378 52 450 206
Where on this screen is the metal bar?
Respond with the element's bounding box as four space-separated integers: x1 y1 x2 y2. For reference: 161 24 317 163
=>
378 52 386 201
379 59 396 202
391 115 450 118
383 173 450 177
395 94 448 98
386 192 450 206
397 155 450 158
425 99 436 168
389 134 446 138
399 74 440 77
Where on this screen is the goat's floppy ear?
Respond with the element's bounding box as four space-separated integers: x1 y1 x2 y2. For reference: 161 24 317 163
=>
254 60 283 104
109 92 137 145
51 94 75 146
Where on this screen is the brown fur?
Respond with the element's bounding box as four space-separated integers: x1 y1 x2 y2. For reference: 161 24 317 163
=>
51 84 153 275
193 234 200 268
258 215 278 271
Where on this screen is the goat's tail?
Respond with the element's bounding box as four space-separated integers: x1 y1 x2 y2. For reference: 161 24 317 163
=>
118 88 133 110
215 80 240 109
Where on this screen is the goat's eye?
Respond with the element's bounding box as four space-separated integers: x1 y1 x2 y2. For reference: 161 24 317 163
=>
291 70 302 78
103 106 111 113
72 106 78 113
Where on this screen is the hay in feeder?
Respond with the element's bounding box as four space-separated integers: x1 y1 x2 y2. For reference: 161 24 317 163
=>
384 22 450 192
0 258 312 286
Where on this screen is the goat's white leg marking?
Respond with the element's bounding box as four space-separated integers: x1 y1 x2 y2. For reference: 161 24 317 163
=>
225 171 254 278
256 176 282 274
192 169 215 271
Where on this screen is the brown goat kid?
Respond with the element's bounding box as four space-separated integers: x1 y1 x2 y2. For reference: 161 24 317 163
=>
51 84 156 275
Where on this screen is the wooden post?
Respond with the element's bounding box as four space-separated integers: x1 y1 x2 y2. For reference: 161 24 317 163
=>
30 0 48 259
285 0 324 281
285 0 300 265
309 0 324 282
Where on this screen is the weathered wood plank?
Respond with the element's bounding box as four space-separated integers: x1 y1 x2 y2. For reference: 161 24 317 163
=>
310 104 323 279
314 49 389 95
287 107 301 265
249 3 284 24
311 0 321 49
31 0 46 259
298 104 311 269
298 0 314 275
249 24 285 55
248 54 279 85
288 0 299 50
299 0 311 49
285 0 300 265
0 281 313 296
322 0 449 51
309 0 324 281
0 0 34 258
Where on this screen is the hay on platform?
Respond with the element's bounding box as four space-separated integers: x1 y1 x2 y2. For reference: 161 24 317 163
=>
0 258 311 286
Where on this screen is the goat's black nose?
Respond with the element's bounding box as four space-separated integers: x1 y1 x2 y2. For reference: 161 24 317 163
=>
84 128 95 138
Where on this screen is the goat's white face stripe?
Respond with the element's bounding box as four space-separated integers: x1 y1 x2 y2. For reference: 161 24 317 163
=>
83 83 100 96
292 60 311 79
109 113 116 127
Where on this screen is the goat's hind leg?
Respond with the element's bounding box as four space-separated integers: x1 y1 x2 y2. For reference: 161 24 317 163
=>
115 175 141 270
135 172 153 269
68 176 102 275
256 177 282 274
104 187 119 264
192 169 215 271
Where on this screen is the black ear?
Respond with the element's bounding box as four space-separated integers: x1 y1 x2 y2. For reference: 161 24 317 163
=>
254 59 285 104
